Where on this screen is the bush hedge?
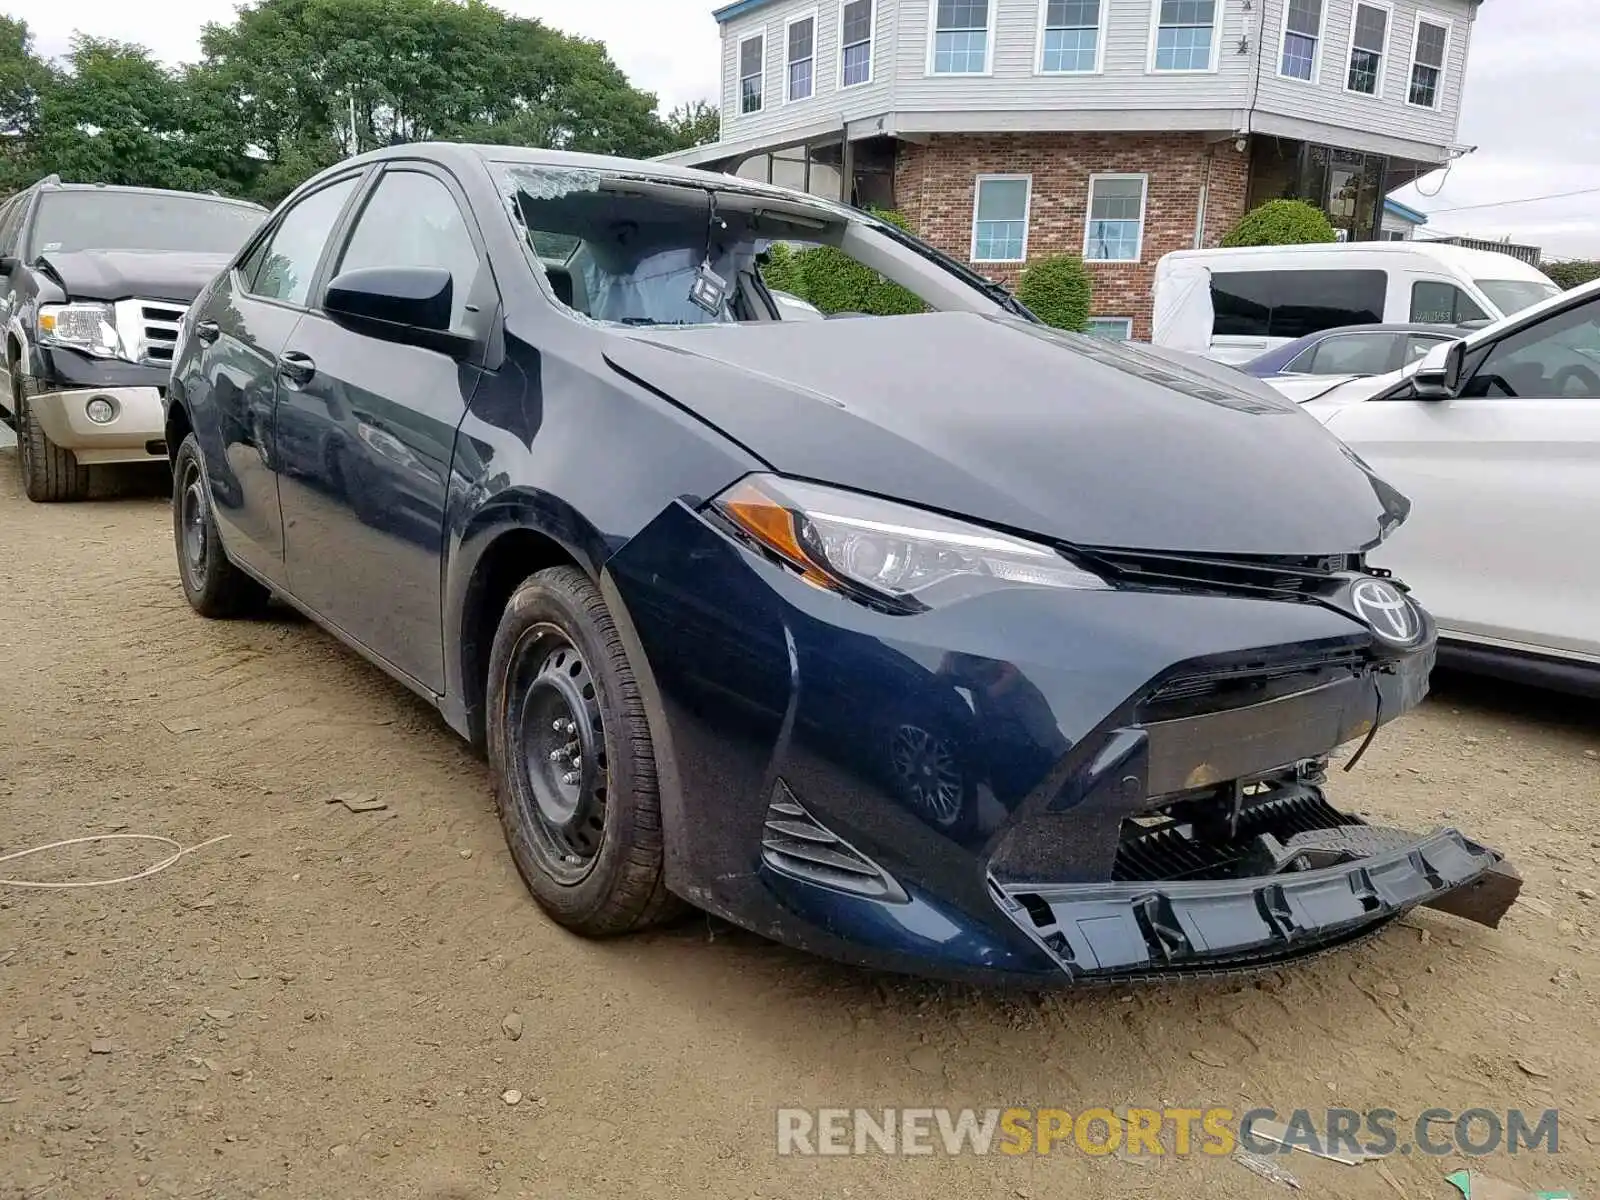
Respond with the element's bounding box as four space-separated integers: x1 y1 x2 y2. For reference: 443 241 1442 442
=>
760 208 926 316
1221 199 1338 248
1015 255 1094 332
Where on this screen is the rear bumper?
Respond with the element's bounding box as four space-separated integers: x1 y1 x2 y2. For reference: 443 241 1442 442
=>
28 385 167 464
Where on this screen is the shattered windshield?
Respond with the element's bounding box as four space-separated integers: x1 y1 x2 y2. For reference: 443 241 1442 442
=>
492 162 1009 329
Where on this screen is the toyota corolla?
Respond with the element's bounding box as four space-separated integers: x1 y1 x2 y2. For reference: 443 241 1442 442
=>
164 143 1519 985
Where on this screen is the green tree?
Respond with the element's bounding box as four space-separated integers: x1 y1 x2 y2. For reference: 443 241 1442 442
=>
664 100 720 150
1015 255 1093 331
0 17 50 191
1222 199 1337 248
1540 260 1600 291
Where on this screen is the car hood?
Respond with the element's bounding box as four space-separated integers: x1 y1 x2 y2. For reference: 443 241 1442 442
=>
37 250 232 304
603 312 1409 556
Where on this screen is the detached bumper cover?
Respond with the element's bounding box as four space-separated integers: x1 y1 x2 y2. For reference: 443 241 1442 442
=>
993 826 1520 984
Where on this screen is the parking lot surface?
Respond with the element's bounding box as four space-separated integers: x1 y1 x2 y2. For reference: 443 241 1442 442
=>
1 451 1597 1200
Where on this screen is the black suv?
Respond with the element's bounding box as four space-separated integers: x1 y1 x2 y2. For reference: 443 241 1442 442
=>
0 176 265 501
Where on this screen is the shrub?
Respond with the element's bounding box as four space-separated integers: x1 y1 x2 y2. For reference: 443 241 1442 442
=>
1014 255 1093 332
1541 260 1600 291
1221 199 1337 248
759 207 926 316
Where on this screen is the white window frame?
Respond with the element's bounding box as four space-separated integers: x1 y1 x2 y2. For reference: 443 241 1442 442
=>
784 9 819 105
1276 0 1326 84
737 31 766 114
1083 173 1149 264
1086 317 1134 340
1342 0 1393 99
1405 11 1451 110
970 174 1032 264
837 0 877 88
1035 0 1108 75
926 0 997 77
1146 0 1224 75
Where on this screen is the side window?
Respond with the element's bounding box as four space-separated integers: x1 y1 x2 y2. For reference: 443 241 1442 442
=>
1307 332 1398 375
1463 297 1600 399
1212 270 1385 339
0 196 23 256
336 170 482 330
249 177 359 306
1411 280 1487 324
1403 333 1450 364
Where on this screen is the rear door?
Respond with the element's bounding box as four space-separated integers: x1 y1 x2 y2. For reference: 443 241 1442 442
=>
274 162 496 691
186 174 363 580
1323 291 1600 659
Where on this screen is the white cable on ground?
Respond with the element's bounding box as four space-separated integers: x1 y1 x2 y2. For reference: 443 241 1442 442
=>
0 833 233 890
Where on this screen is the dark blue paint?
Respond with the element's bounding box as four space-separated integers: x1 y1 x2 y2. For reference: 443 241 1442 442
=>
166 142 1461 984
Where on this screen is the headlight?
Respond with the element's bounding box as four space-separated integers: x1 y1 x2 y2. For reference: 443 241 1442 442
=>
710 474 1107 610
38 302 122 360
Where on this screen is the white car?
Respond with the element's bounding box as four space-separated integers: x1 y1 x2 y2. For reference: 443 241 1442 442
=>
1293 279 1600 694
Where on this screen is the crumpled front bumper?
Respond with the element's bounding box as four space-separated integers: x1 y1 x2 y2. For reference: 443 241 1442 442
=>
993 825 1521 984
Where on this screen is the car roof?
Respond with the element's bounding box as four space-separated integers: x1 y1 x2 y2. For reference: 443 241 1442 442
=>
34 180 267 212
1159 240 1548 278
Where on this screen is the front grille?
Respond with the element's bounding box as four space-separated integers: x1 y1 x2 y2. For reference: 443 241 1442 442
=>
1112 787 1361 882
1081 548 1359 599
1139 650 1367 722
759 780 908 903
113 298 188 367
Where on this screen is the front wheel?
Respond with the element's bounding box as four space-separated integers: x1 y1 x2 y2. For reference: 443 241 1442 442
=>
16 379 90 503
487 566 684 935
172 434 268 618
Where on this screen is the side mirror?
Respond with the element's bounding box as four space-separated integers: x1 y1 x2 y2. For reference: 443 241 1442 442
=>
324 266 472 359
1412 338 1468 399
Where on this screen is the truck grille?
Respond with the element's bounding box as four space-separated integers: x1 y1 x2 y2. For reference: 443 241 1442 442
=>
113 298 188 367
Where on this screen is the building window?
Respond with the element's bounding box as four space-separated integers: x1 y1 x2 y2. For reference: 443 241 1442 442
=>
739 34 765 113
971 175 1030 263
1279 0 1323 81
1040 0 1101 73
1086 317 1133 340
840 0 874 86
786 13 816 102
1345 1 1390 96
931 0 991 74
1382 229 1407 241
1407 15 1449 108
1084 175 1147 262
1152 0 1216 72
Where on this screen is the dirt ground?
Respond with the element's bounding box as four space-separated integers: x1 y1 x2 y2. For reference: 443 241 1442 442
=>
1 445 1597 1200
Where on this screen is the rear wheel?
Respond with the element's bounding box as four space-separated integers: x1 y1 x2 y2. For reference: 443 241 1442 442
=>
172 433 268 618
487 566 684 935
15 377 89 503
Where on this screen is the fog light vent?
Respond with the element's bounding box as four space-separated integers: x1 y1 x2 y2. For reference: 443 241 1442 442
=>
760 780 908 903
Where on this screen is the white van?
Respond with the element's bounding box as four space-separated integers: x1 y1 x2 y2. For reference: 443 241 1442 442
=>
1151 242 1562 365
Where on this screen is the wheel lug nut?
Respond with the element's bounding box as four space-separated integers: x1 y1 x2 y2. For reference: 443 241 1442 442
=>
562 771 579 785
549 749 564 761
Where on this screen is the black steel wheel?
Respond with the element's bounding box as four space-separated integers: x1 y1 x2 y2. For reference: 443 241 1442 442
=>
171 434 269 618
487 566 685 935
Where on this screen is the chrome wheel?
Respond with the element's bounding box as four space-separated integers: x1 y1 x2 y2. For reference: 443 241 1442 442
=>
890 723 964 826
506 624 609 884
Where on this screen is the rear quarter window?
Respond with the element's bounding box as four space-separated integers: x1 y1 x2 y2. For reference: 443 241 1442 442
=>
1211 269 1387 339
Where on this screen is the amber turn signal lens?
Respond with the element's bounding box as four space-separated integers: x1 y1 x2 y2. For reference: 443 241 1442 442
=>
716 478 830 585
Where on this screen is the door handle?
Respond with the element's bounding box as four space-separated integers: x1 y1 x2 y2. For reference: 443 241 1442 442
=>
276 351 316 386
194 320 220 344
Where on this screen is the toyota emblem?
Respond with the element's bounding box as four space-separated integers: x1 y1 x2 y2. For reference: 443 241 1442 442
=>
1350 579 1418 645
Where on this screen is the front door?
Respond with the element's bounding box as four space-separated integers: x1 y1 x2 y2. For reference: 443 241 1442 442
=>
1324 292 1600 659
275 165 493 692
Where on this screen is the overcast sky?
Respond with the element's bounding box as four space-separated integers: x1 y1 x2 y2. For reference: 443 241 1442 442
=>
10 0 1598 258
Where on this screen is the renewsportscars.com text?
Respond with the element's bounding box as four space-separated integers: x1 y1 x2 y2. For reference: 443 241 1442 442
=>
775 1107 1561 1158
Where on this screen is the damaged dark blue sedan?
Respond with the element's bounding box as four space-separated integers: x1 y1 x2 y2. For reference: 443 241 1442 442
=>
164 143 1520 985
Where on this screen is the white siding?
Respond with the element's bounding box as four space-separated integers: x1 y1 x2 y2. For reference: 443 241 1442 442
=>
719 0 897 146
894 0 1254 113
1252 0 1472 149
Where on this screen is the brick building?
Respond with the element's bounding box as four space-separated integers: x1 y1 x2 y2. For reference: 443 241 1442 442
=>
659 0 1484 339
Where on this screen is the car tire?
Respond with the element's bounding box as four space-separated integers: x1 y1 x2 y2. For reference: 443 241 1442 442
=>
487 565 685 936
15 378 90 503
172 433 268 618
